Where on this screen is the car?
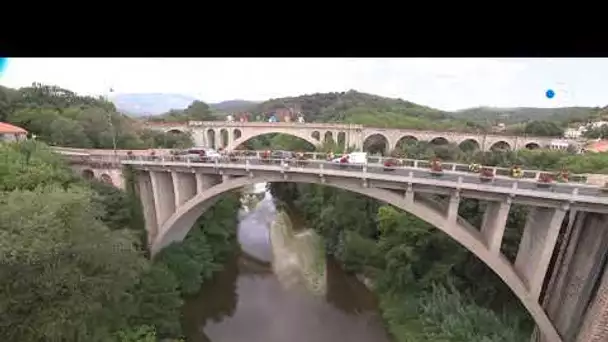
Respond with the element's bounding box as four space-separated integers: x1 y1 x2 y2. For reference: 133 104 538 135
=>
331 152 368 169
269 150 296 165
332 152 368 165
271 150 296 160
180 147 221 162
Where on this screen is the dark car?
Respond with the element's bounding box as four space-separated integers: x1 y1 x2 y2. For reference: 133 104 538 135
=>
269 150 296 165
271 150 296 160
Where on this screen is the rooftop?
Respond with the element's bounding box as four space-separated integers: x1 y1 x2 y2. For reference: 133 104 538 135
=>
0 122 28 134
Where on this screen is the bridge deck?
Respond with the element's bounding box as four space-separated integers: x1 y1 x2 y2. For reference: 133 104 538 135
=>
122 157 608 213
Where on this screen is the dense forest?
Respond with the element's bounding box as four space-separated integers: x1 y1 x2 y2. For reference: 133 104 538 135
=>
453 106 603 125
0 84 241 341
0 84 193 149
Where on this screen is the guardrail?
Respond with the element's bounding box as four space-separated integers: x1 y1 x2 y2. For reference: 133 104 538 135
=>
121 156 608 208
54 148 605 186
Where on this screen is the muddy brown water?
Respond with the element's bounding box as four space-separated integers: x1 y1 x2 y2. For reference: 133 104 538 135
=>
181 188 392 342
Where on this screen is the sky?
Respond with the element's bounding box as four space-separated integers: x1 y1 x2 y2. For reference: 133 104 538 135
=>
0 58 607 111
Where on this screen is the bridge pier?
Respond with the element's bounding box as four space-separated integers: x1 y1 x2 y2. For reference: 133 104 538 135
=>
515 207 567 300
534 212 608 342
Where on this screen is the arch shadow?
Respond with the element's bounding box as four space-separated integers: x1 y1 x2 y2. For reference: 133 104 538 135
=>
82 169 94 179
363 134 389 155
151 175 561 342
525 142 541 150
165 128 187 134
458 139 481 152
429 137 449 145
100 173 113 185
490 141 512 151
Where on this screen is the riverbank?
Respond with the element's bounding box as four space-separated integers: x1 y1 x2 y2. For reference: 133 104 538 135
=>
269 210 326 295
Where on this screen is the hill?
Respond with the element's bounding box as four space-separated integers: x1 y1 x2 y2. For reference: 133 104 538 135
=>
111 93 199 116
210 100 258 112
250 90 470 130
451 106 601 125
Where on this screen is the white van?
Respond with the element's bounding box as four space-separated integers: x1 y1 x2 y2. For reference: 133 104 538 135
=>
180 147 221 162
332 152 368 165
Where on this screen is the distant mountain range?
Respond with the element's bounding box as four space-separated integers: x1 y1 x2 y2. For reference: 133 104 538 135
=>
111 93 258 116
110 92 602 126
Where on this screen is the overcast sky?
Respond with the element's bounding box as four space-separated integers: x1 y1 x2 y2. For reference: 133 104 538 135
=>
0 58 606 111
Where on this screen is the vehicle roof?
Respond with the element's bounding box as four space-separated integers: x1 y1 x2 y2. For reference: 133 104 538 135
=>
187 147 216 150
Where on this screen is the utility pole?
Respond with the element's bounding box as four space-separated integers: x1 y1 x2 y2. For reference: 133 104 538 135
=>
105 87 118 158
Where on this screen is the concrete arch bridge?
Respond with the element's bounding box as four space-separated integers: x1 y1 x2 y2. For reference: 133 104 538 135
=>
146 121 558 153
56 149 608 342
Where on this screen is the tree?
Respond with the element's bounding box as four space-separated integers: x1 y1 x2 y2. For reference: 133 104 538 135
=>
184 100 214 121
0 187 147 342
522 120 565 137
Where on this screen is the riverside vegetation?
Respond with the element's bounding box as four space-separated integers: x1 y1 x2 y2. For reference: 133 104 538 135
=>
2 83 608 341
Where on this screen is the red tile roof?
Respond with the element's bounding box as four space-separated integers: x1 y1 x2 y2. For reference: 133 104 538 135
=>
0 122 27 134
585 140 608 153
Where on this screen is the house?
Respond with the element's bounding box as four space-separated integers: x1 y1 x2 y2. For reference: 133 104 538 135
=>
0 122 28 142
583 139 608 153
564 127 585 139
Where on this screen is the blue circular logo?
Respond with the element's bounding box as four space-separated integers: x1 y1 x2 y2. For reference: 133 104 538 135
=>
546 89 555 99
0 58 7 75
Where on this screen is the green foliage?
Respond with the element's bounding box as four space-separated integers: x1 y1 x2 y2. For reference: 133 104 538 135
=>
379 284 532 342
127 265 183 338
115 325 158 342
156 194 240 295
583 124 608 139
0 187 147 342
521 120 565 137
452 106 600 126
0 83 192 149
0 141 186 341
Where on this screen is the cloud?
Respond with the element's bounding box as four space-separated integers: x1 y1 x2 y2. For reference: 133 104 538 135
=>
0 58 606 110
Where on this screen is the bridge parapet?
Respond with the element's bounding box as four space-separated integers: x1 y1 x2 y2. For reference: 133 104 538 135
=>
188 120 363 130
55 147 599 187
120 156 608 211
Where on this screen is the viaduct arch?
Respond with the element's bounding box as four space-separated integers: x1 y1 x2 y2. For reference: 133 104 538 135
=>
151 174 561 342
228 131 320 151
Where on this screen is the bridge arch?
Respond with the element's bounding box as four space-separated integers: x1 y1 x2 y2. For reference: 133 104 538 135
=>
525 142 541 150
324 131 334 145
233 129 242 140
152 175 560 342
311 131 321 141
458 138 481 152
164 127 187 134
82 169 95 180
100 173 113 185
429 136 449 145
206 129 216 148
490 141 512 151
337 132 346 149
363 133 389 155
394 135 418 151
227 130 319 151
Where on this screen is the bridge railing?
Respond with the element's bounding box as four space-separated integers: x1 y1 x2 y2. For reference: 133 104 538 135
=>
116 154 605 191
56 149 597 186
226 150 589 184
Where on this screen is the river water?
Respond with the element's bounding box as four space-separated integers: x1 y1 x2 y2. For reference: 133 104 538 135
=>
181 185 392 342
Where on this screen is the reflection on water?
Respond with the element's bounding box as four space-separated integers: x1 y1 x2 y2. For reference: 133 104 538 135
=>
181 184 391 342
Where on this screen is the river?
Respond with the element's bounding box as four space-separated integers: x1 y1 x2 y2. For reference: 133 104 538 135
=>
181 184 392 342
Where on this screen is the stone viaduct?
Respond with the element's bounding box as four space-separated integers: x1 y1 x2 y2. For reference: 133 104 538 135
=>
55 149 608 342
146 121 556 152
